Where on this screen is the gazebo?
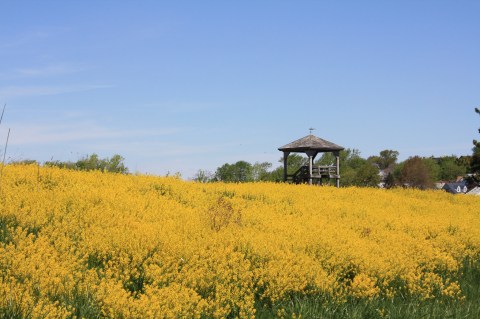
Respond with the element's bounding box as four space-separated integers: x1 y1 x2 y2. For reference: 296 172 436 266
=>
278 134 344 187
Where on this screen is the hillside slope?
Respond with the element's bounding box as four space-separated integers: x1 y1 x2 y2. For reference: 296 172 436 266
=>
1 165 479 318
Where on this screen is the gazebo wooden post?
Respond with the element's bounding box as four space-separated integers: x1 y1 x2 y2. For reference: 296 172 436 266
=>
306 150 316 185
334 151 340 188
308 155 313 185
283 152 290 182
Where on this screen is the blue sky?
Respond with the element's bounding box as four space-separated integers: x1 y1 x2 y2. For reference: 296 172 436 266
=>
1 1 479 178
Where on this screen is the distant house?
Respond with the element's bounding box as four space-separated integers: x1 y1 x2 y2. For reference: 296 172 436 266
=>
378 167 394 188
466 186 480 196
435 182 446 190
442 181 468 194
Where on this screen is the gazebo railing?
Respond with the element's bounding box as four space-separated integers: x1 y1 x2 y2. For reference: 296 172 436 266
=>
288 165 338 184
314 165 337 177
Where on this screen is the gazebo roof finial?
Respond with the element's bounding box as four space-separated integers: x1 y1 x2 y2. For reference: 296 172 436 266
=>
309 127 315 135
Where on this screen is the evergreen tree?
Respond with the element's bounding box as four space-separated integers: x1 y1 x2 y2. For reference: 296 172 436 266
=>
472 107 480 174
474 107 480 148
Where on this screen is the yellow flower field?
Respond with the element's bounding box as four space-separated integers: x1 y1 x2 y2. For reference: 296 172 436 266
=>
0 164 479 318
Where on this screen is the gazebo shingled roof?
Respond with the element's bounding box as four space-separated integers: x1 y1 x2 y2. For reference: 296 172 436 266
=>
278 134 344 153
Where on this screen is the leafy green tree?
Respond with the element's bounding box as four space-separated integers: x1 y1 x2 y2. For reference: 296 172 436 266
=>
355 162 381 187
316 149 379 187
257 154 308 182
10 159 39 165
315 148 362 167
214 161 253 182
264 166 284 182
393 161 404 183
75 153 100 171
75 154 128 173
214 163 233 182
105 154 128 174
233 161 253 182
44 160 76 170
251 161 272 181
45 154 128 174
368 150 399 170
437 156 467 181
423 157 441 182
213 161 279 183
457 156 472 170
316 149 353 186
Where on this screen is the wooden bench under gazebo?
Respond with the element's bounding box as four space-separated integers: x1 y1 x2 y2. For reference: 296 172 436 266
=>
278 134 344 187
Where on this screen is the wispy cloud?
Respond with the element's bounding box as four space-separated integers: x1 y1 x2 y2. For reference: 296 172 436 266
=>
14 63 79 78
0 84 113 99
0 27 70 50
9 123 181 146
141 101 219 113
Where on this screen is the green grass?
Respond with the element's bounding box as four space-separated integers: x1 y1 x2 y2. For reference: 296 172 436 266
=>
255 261 480 319
256 296 479 319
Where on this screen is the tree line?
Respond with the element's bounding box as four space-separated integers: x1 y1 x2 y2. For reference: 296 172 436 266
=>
194 150 474 189
12 154 129 174
194 108 480 189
